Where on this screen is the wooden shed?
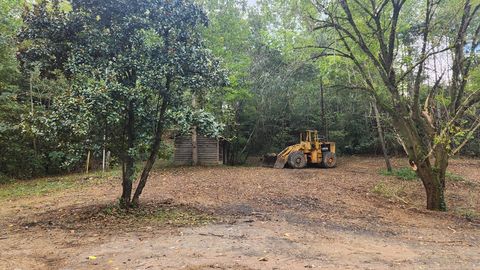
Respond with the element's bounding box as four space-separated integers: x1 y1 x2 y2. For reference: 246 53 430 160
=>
174 136 224 165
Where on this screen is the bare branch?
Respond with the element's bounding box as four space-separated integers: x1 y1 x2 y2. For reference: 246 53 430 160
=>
396 46 453 85
338 0 386 72
295 44 352 59
451 0 478 112
423 71 445 112
451 118 480 156
330 83 393 113
444 90 480 133
413 0 435 118
386 0 406 72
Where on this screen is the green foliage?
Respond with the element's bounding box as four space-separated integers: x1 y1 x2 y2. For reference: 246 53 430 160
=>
0 0 22 87
0 90 44 178
0 0 38 178
462 138 480 156
170 108 224 138
157 141 174 161
197 0 401 162
0 173 13 185
380 167 418 181
12 0 226 184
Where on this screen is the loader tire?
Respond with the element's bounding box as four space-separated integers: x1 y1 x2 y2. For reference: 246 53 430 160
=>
322 152 337 168
288 151 307 169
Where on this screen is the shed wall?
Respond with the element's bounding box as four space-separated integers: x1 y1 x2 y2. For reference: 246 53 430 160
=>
174 136 220 165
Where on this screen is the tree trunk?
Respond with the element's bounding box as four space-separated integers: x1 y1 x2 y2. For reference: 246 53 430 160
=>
372 101 392 172
191 95 198 166
131 99 169 206
426 182 446 211
192 125 198 165
416 158 447 211
29 73 37 154
85 150 91 174
393 115 447 211
120 100 136 208
320 79 328 139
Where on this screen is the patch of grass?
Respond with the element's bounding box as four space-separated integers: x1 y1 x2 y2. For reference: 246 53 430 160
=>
150 208 214 226
381 168 469 184
0 169 120 201
372 181 407 200
455 208 479 222
0 180 75 199
380 167 418 181
446 172 465 182
102 204 215 226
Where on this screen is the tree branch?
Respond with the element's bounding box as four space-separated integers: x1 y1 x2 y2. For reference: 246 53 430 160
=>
295 44 353 59
396 46 453 85
338 0 387 74
451 118 480 156
423 71 445 112
413 0 435 118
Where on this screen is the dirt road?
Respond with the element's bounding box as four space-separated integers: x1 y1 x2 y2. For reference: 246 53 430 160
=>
0 157 479 269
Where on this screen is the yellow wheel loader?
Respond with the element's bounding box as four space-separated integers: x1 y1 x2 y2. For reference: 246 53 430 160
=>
273 130 336 169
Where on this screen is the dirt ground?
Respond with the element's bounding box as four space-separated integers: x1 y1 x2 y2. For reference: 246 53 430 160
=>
0 156 479 270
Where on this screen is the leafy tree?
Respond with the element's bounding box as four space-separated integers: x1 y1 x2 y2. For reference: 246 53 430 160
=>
19 0 226 207
70 0 226 207
18 0 75 78
311 0 480 210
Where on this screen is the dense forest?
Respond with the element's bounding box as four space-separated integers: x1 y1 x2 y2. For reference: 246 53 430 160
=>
0 0 479 210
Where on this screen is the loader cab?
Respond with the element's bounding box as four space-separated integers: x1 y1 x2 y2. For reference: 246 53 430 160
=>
301 130 336 154
300 130 321 150
301 130 316 141
300 130 316 150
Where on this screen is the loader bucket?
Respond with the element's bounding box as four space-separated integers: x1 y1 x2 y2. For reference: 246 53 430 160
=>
272 145 297 169
262 153 278 167
273 156 288 168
